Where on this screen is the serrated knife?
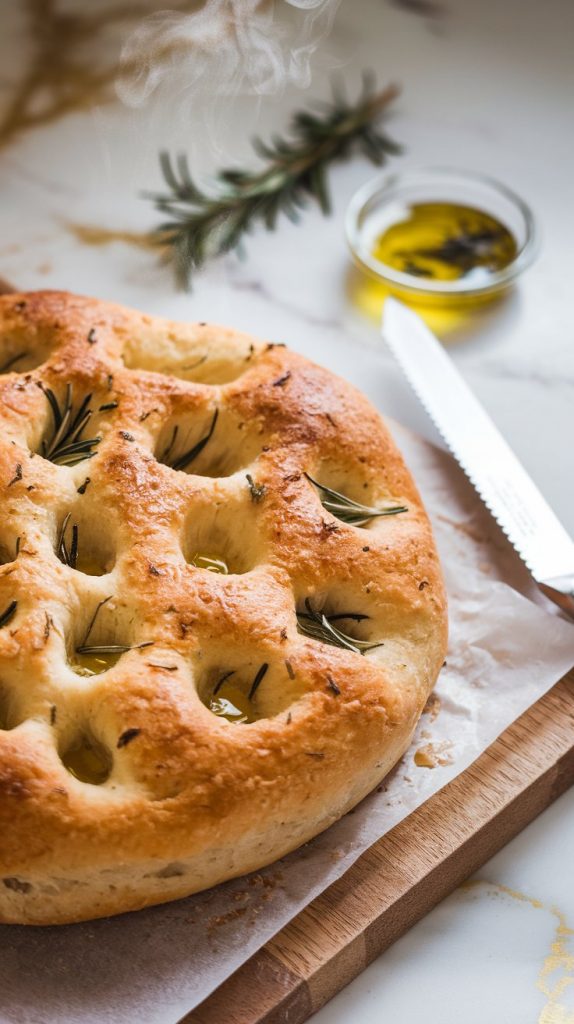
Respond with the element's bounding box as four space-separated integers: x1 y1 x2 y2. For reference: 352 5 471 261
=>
382 299 574 619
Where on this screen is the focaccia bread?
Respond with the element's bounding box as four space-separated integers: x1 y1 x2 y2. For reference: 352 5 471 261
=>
0 291 447 925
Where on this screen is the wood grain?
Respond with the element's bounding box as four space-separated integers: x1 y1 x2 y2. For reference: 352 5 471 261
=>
187 670 574 1024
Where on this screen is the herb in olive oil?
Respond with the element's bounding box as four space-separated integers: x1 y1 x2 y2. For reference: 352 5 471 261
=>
372 202 517 284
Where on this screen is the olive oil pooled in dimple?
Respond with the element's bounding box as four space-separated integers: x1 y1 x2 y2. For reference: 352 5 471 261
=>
190 553 229 574
71 651 122 676
372 202 517 284
62 735 110 784
74 553 107 576
209 679 257 724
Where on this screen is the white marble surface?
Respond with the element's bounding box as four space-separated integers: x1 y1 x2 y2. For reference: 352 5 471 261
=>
0 1 573 1021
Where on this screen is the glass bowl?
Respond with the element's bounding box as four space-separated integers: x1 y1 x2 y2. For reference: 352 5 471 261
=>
345 167 538 306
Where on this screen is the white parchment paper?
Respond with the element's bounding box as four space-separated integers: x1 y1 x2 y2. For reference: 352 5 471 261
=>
1 425 573 1024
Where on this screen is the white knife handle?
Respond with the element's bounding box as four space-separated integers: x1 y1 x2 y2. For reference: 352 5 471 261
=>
538 576 574 620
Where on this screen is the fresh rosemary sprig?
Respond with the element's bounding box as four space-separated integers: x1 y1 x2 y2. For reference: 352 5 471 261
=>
305 474 407 526
0 600 17 628
160 408 218 471
297 598 383 655
57 513 79 569
40 383 101 467
75 596 153 656
148 77 401 287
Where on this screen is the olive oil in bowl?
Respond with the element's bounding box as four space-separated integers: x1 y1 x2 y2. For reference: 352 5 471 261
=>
346 168 537 327
372 202 518 285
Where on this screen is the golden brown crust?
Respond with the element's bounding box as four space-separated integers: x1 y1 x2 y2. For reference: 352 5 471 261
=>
0 291 447 925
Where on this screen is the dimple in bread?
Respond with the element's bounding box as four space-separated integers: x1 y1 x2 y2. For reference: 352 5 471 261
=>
0 291 447 925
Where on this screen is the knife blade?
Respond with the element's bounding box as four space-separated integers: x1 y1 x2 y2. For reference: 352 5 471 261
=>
382 299 574 619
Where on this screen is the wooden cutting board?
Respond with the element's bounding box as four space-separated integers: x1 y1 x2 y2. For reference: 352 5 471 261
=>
3 278 570 1021
187 669 574 1024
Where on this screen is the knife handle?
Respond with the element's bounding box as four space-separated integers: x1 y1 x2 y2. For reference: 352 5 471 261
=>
538 576 574 621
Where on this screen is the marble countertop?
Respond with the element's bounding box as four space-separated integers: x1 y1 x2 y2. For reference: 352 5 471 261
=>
1 1 573 1022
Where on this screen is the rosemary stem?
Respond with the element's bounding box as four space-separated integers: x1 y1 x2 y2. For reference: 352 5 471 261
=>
149 78 401 287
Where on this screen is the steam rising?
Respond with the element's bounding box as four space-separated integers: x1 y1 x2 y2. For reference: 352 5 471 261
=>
116 0 342 107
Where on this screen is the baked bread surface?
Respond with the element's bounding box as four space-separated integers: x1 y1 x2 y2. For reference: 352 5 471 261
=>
0 291 447 925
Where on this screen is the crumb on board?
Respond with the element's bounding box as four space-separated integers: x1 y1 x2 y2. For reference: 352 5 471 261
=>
414 740 454 769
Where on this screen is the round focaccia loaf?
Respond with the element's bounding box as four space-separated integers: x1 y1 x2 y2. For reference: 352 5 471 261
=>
0 291 447 925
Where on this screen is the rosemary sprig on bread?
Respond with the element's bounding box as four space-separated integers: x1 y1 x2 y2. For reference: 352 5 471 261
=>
305 473 407 526
297 599 383 655
159 409 219 471
39 384 101 467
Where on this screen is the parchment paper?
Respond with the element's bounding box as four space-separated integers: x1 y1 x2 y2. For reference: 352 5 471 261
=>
1 425 573 1024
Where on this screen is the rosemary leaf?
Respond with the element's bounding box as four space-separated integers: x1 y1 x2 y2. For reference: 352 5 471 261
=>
76 596 153 657
213 669 235 695
246 473 266 502
76 644 134 655
117 728 141 748
0 600 17 628
248 662 269 700
297 598 383 655
160 408 218 472
57 512 79 569
76 642 154 655
401 225 507 273
39 384 101 467
305 474 407 526
8 464 22 487
147 77 401 287
78 595 112 650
